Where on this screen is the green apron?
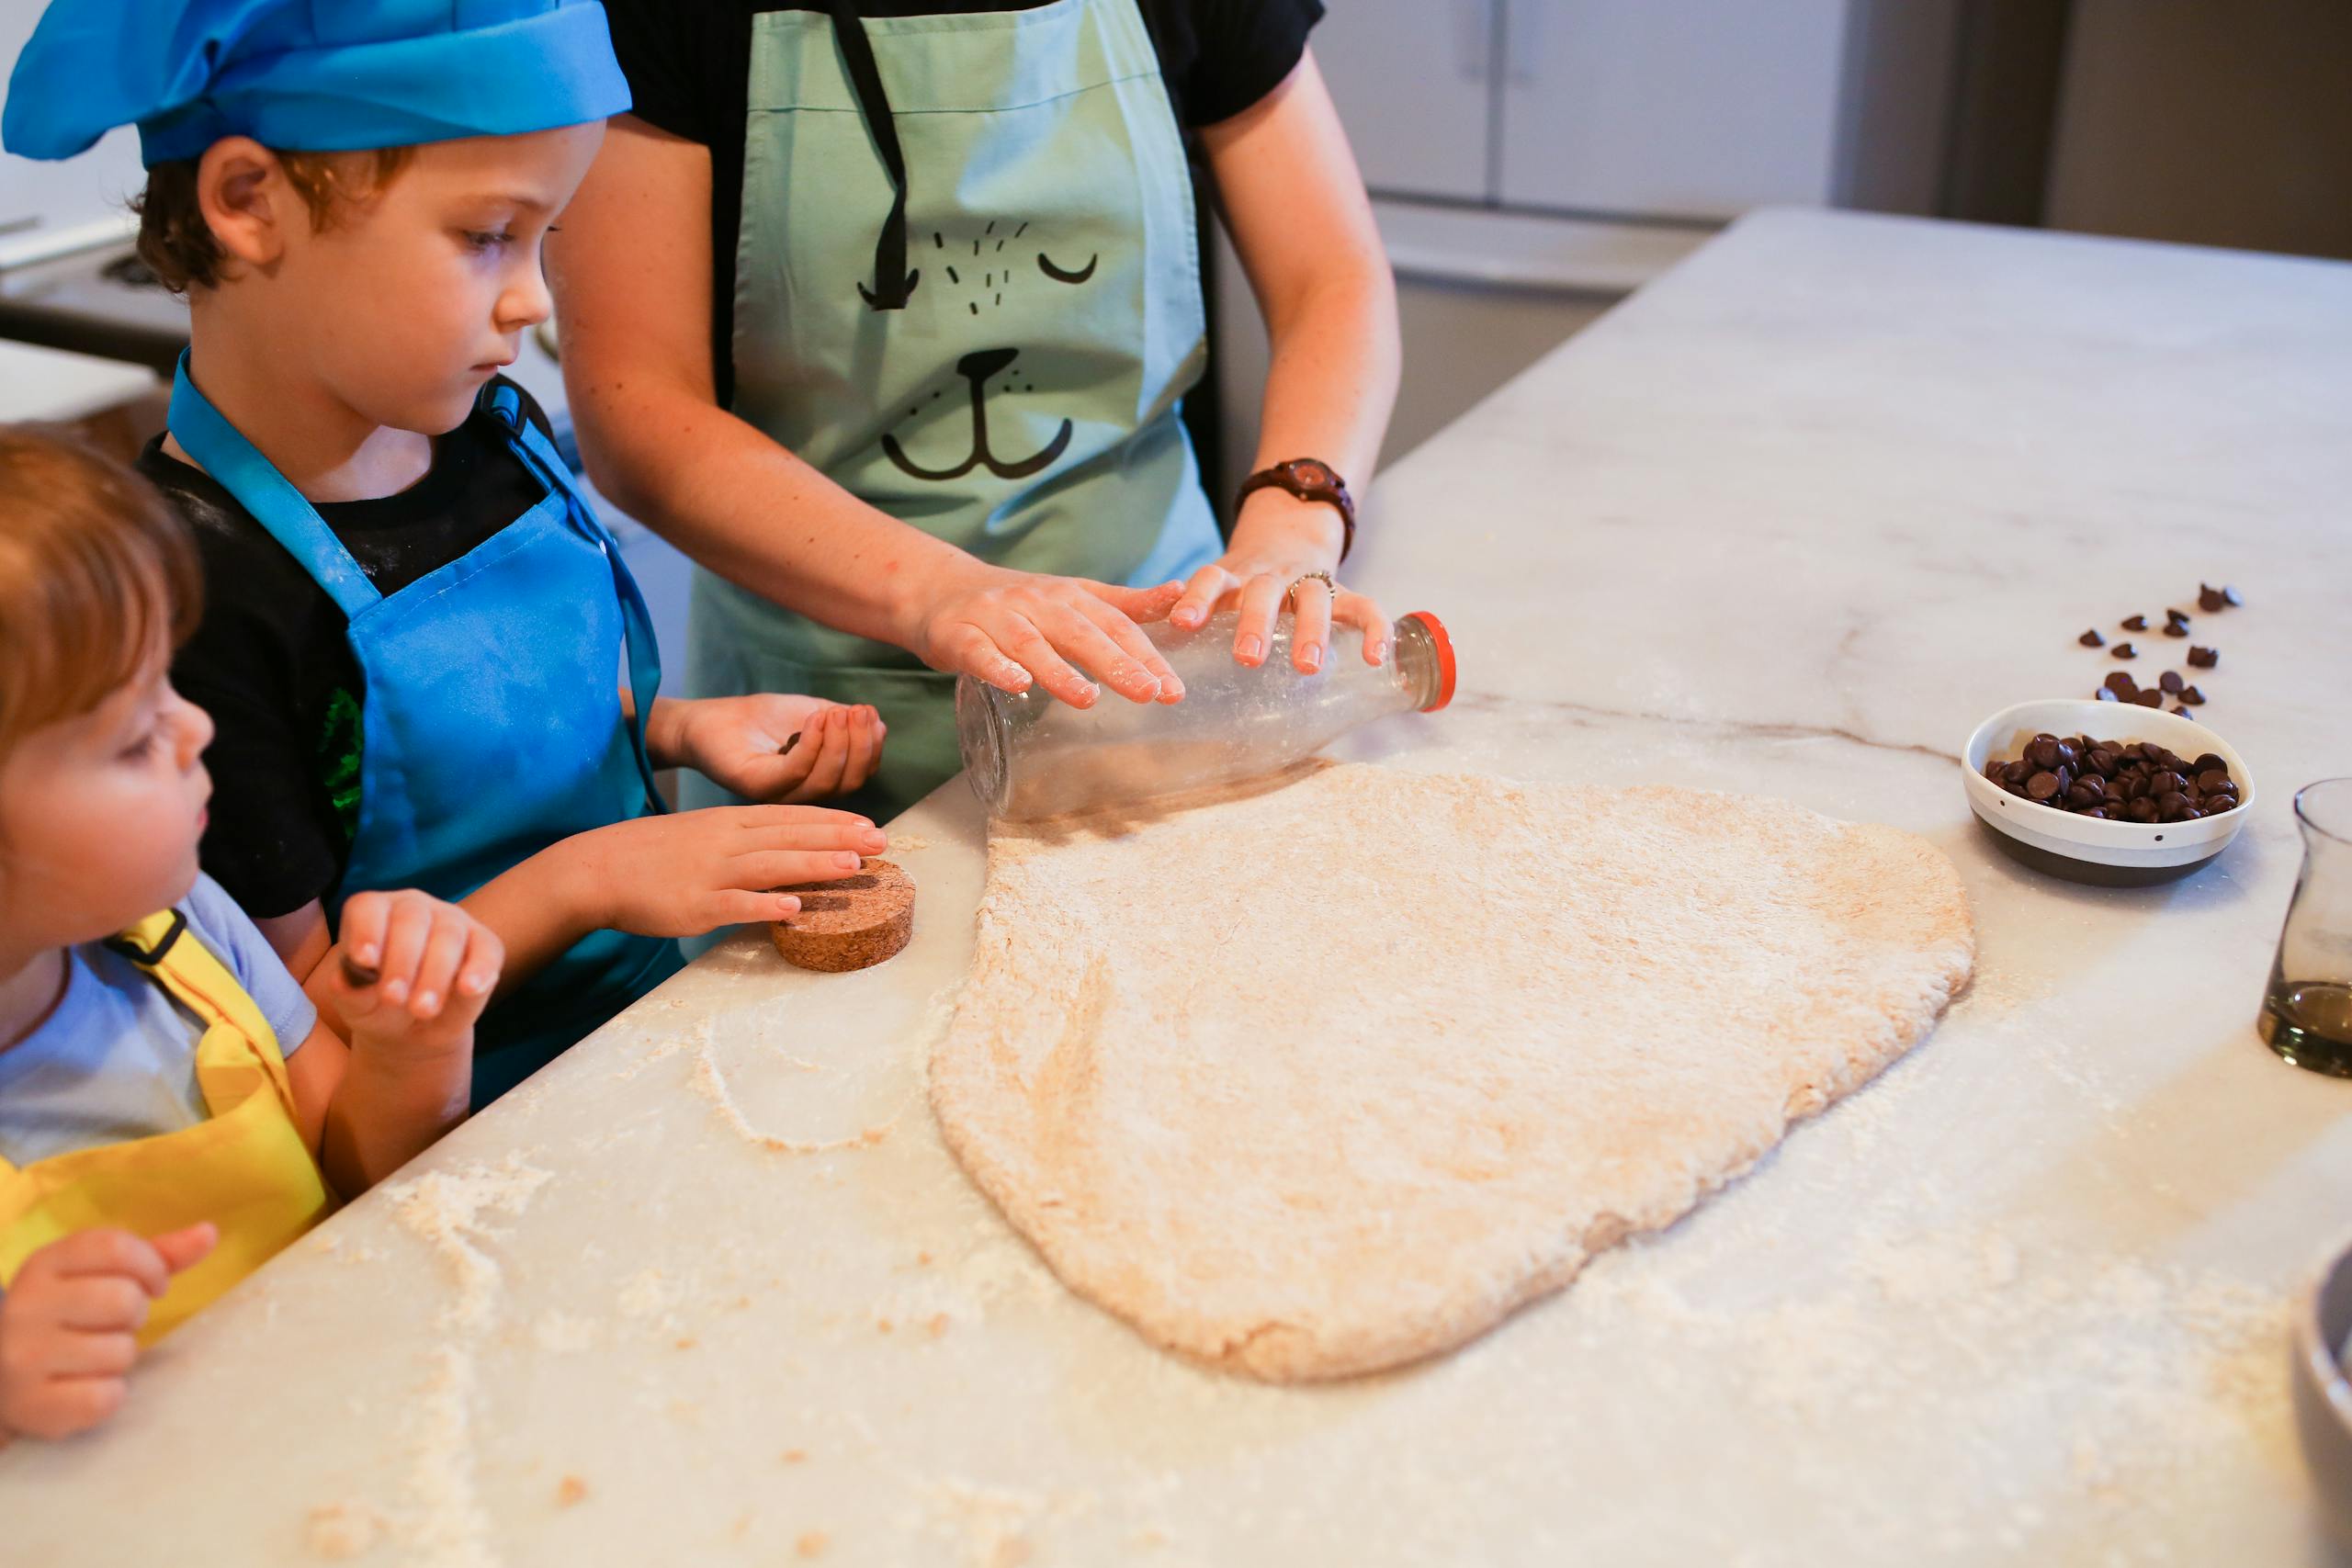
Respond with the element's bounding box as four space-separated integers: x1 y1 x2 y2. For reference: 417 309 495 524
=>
684 0 1225 822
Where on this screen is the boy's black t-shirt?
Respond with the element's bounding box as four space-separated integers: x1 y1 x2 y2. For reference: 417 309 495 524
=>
143 380 557 920
597 0 1323 406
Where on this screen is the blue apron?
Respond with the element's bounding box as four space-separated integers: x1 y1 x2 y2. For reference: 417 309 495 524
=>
683 0 1225 824
168 356 682 1104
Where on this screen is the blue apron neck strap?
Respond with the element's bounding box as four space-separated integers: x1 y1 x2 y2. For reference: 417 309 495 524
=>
166 353 382 617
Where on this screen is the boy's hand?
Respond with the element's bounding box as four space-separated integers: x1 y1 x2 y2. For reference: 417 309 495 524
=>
0 1224 217 1441
665 694 885 804
326 890 503 1055
570 805 888 936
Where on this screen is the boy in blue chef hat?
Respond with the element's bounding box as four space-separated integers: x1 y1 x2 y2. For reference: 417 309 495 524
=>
4 0 893 1104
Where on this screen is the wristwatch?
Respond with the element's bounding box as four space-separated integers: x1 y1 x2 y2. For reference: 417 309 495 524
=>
1236 457 1355 562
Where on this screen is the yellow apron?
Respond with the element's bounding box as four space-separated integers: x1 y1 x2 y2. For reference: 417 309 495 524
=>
0 909 335 1344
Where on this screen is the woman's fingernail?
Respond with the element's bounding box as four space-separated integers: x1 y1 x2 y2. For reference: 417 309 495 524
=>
1369 638 1388 664
835 852 863 869
355 943 380 966
1302 644 1325 672
460 972 492 996
862 830 888 850
382 978 409 1004
1237 635 1263 663
413 991 439 1015
777 896 801 916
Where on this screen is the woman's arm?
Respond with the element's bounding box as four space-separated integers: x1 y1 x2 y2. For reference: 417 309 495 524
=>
1173 50 1403 674
547 118 1181 710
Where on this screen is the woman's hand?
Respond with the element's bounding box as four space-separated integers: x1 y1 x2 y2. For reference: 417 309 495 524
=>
908 561 1188 709
1168 491 1391 673
0 1225 217 1442
657 694 885 804
564 806 888 936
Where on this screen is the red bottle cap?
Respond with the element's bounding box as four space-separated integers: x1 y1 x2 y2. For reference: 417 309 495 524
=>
1402 611 1455 712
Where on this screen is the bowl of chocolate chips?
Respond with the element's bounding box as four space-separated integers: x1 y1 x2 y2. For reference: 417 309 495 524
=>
1962 699 2256 885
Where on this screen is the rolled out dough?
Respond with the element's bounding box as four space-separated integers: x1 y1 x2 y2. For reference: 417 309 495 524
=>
932 762 1973 1382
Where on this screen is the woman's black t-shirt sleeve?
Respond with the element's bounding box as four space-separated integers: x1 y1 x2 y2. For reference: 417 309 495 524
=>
1150 0 1323 127
600 0 737 144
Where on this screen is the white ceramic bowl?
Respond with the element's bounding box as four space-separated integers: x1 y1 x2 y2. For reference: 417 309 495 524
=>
1961 699 2256 886
2292 1227 2352 1548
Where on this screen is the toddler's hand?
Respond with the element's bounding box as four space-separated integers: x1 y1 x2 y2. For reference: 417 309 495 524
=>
327 890 504 1055
673 694 886 804
0 1224 216 1441
573 805 888 936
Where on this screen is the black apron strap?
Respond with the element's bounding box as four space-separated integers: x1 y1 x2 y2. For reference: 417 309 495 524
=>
829 0 919 311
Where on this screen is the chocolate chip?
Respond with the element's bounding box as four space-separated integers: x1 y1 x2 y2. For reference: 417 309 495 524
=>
2188 646 2218 668
2196 769 2231 793
2055 739 2081 770
2079 628 2105 647
2193 752 2226 773
2086 748 2118 775
2129 796 2159 822
2081 807 2109 819
2096 686 2120 701
2104 671 2138 694
2199 585 2227 612
2178 684 2206 705
2162 621 2189 637
2029 734 2061 768
2172 705 2191 716
2158 670 2184 694
2027 772 2061 800
2150 771 2185 794
2112 643 2137 660
2134 689 2163 707
2121 615 2147 631
2157 791 2191 820
2166 607 2191 625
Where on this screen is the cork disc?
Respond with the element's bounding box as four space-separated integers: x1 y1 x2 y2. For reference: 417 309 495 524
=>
768 859 915 973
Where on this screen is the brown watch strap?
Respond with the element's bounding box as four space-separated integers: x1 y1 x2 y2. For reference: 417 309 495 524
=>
1236 457 1355 563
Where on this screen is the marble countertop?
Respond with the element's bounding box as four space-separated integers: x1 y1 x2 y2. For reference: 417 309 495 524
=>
9 209 2351 1566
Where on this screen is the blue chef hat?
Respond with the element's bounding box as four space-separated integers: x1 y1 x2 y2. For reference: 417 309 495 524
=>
3 0 631 164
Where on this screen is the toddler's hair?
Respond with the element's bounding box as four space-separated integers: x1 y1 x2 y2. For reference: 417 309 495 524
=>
135 146 414 293
0 428 201 765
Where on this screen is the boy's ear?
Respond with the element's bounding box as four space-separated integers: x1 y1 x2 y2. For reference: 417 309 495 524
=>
194 137 292 272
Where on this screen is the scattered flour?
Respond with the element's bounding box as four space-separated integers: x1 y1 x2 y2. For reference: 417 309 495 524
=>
617 1268 684 1325
687 1039 899 1155
305 1501 383 1561
530 1311 600 1355
344 1154 556 1568
390 1156 553 1333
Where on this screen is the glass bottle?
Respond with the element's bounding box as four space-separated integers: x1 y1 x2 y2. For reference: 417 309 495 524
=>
956 609 1456 821
2260 777 2352 1077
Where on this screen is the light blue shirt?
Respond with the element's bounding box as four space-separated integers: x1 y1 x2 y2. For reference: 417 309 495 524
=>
0 874 316 1168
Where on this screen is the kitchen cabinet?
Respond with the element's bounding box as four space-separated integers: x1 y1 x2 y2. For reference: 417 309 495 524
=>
1315 0 1855 221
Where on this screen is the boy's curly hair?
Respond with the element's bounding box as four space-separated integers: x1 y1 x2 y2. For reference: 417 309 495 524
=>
132 146 414 293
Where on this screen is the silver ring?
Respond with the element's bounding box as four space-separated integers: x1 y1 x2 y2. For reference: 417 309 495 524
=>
1285 570 1339 610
